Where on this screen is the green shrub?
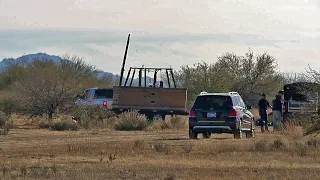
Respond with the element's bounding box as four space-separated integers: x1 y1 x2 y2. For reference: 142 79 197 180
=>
114 110 149 131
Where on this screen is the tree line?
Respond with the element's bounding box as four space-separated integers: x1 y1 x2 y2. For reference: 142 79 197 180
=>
0 50 319 119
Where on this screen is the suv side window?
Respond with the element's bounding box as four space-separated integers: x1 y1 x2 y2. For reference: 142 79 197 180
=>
237 96 246 108
232 96 240 107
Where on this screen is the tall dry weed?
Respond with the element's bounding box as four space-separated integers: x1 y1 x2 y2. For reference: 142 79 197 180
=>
71 105 115 129
114 110 149 131
148 115 186 131
0 110 13 135
280 121 303 139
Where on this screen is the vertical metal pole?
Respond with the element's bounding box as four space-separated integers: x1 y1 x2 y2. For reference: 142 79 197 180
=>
119 34 130 86
153 69 158 87
139 69 142 87
144 68 147 87
166 69 171 88
129 69 136 86
170 69 176 88
124 67 131 86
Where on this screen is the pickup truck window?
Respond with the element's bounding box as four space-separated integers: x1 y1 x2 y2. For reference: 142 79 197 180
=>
94 89 113 99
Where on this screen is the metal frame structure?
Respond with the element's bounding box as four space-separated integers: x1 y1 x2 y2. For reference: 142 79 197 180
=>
122 67 176 88
118 34 177 88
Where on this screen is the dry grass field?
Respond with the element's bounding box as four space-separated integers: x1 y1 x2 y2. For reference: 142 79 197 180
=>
0 115 320 180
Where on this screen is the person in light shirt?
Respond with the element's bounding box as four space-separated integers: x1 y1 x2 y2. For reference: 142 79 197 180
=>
272 90 284 131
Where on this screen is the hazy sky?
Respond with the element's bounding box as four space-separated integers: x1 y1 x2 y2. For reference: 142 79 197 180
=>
0 0 320 74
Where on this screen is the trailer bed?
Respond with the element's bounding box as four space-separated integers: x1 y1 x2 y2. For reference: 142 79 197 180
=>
112 86 187 113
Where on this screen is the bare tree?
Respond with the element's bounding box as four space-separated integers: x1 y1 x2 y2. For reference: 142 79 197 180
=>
306 65 320 83
178 62 230 106
8 56 109 119
0 64 25 90
177 49 281 106
218 50 281 104
280 72 310 84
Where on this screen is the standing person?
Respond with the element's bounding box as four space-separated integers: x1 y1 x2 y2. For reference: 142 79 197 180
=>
258 93 272 132
272 90 284 131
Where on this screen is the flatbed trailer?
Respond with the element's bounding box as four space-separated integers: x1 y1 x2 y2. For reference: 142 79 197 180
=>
111 34 188 120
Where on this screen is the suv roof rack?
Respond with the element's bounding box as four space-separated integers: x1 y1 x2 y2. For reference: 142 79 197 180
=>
228 92 239 95
198 91 240 96
200 91 208 95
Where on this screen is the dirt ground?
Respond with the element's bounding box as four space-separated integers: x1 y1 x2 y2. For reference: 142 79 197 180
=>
0 116 320 180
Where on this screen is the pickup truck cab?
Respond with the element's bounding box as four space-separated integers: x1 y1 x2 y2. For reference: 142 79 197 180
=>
282 82 319 120
75 88 113 109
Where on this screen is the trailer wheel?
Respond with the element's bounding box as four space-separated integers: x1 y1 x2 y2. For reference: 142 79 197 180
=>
151 113 165 121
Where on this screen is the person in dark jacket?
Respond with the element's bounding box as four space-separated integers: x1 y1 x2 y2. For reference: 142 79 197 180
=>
258 93 272 132
272 90 283 131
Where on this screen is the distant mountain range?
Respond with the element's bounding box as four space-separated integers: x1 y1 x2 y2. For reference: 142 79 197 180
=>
0 53 158 86
0 53 62 70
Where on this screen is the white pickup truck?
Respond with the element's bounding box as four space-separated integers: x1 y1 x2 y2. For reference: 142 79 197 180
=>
75 88 113 109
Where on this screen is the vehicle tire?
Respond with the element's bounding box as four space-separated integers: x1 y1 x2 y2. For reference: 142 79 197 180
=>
234 120 243 139
189 128 198 139
233 127 243 139
151 113 165 121
202 132 211 139
246 121 255 138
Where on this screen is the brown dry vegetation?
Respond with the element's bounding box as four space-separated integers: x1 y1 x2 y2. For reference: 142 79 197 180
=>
1 53 320 180
0 115 320 180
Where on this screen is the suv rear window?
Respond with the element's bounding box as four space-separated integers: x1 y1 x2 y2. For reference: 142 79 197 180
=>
193 95 232 109
94 89 113 98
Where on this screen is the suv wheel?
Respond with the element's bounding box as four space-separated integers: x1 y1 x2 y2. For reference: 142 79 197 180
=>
233 120 243 139
246 121 255 138
233 122 243 139
189 128 198 139
149 113 165 121
202 132 211 139
233 129 242 139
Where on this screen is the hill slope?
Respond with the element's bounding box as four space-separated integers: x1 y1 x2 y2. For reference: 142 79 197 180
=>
0 53 158 86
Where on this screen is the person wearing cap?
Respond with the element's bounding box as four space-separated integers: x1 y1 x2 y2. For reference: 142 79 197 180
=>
258 93 272 132
272 90 284 131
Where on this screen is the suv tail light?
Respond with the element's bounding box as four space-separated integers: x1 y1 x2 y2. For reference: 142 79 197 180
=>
103 101 107 106
282 102 285 112
229 108 237 117
189 109 195 117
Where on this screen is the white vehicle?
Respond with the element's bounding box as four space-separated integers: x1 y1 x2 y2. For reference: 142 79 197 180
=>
75 88 113 109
